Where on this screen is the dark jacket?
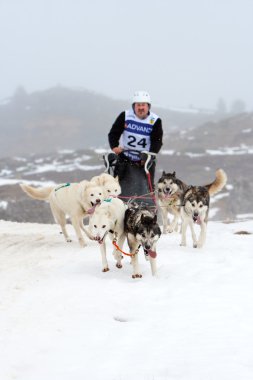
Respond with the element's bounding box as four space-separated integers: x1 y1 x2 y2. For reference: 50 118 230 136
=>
108 111 163 154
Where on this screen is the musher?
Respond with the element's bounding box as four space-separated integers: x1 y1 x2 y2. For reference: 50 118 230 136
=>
108 90 163 186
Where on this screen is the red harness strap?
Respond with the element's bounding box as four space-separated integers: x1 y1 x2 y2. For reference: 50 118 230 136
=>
146 171 157 208
112 240 138 257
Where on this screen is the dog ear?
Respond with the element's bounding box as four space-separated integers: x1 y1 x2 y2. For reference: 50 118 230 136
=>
98 174 107 186
162 170 166 176
115 176 119 182
172 171 176 177
78 180 90 200
141 214 146 223
153 214 157 224
184 186 193 197
90 175 100 185
141 214 152 224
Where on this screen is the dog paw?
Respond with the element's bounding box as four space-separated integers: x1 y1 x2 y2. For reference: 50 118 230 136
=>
193 243 198 248
132 274 142 279
116 263 122 269
102 267 110 272
66 238 72 243
79 239 87 247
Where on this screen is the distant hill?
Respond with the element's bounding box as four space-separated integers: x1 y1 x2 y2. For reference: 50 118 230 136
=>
0 111 253 223
164 112 253 153
0 86 223 158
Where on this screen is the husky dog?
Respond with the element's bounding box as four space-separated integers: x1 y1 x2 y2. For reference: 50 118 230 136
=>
157 171 187 233
20 181 105 247
86 197 126 272
180 169 227 248
90 173 121 198
124 204 161 278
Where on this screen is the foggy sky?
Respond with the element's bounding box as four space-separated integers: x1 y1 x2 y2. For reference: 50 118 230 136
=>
0 0 252 110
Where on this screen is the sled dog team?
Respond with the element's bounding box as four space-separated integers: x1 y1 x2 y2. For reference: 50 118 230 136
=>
20 169 227 278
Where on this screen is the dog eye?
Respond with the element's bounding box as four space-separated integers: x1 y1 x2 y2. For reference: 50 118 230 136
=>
99 193 102 195
158 189 162 192
114 189 117 192
107 190 111 192
151 233 155 238
141 233 146 237
199 204 203 208
102 225 106 228
94 225 97 228
91 193 94 196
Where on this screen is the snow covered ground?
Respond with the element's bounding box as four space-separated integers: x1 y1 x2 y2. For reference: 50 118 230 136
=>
0 219 253 380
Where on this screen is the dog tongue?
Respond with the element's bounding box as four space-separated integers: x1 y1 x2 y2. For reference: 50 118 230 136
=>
88 204 97 215
148 250 157 258
193 215 201 224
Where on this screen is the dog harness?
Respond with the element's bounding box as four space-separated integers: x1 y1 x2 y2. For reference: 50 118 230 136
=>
54 183 71 192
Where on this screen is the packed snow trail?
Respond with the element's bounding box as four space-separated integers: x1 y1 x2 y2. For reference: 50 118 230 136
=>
0 220 253 380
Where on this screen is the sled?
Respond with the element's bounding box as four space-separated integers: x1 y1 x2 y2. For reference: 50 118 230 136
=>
103 150 157 209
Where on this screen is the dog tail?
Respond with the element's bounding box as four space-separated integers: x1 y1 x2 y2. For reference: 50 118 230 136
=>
206 169 227 196
20 184 54 200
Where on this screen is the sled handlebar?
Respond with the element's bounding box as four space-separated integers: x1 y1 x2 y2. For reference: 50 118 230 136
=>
103 150 156 174
140 151 157 173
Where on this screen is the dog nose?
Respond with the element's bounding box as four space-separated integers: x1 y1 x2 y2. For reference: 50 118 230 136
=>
96 199 101 204
145 244 151 250
193 211 199 217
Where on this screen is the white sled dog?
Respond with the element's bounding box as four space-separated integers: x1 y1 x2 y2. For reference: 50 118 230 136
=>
20 181 105 247
90 173 121 198
85 197 126 272
180 169 227 248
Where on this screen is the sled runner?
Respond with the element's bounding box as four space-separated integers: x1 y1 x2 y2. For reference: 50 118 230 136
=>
103 150 157 208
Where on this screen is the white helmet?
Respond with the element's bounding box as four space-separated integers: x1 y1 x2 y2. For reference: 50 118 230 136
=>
132 90 151 105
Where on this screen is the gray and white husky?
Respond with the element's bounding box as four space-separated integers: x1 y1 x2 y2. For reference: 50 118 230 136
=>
180 169 227 248
124 204 161 278
157 171 187 233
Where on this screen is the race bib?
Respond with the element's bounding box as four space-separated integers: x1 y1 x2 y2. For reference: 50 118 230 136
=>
121 110 158 161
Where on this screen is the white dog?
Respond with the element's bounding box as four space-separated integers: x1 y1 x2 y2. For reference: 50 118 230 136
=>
86 197 126 272
20 181 105 247
90 173 121 198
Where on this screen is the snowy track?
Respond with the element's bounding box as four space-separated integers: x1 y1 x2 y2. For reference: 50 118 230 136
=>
0 220 253 380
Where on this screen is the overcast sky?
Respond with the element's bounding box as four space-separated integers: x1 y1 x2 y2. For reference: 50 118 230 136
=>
0 0 252 110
